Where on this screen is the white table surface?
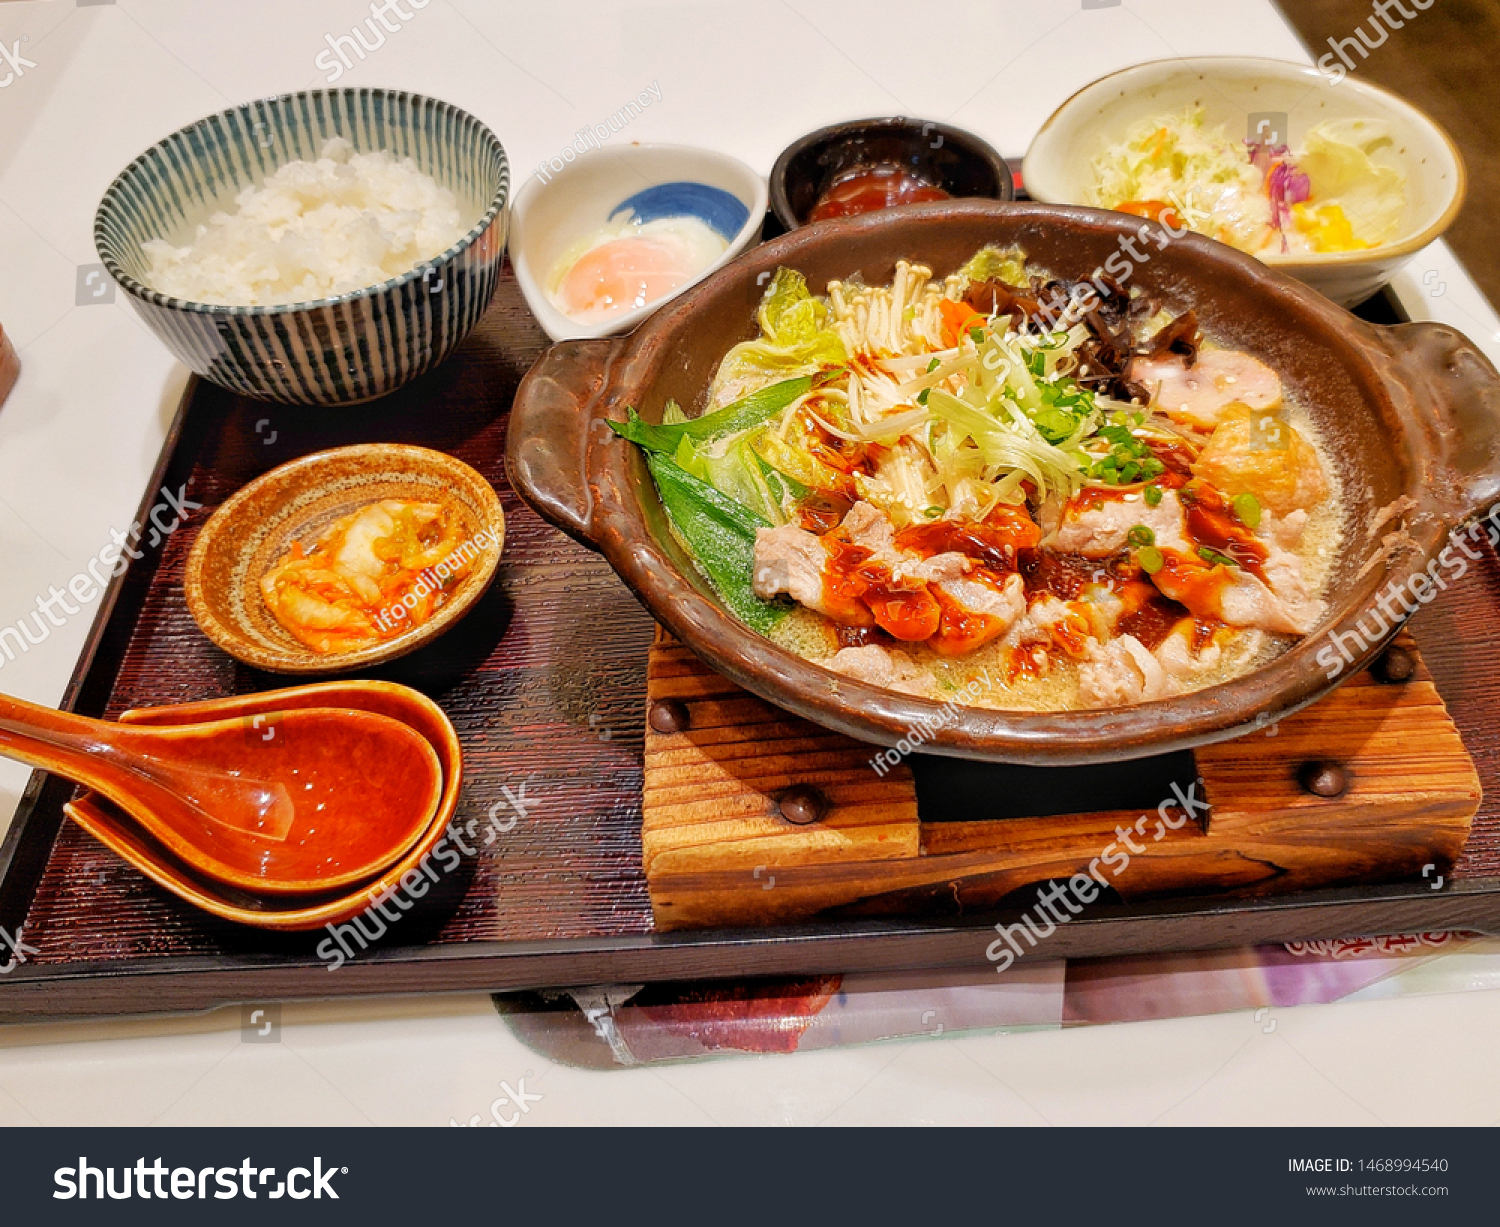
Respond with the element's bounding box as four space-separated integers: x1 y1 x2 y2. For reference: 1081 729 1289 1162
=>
1 0 1498 1126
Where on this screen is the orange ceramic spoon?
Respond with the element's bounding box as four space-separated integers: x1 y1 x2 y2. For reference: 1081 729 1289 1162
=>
0 693 442 895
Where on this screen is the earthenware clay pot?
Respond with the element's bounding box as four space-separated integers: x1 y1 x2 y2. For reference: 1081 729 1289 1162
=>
508 200 1500 765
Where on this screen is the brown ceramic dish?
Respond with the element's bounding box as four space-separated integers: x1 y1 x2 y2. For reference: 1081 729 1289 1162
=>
185 443 505 675
64 681 464 930
508 200 1500 766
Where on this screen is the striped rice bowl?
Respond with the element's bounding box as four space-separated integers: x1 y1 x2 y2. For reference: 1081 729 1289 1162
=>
94 89 509 406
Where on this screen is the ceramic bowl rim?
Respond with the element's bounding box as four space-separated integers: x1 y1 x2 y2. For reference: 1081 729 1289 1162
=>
508 141 769 342
93 87 510 316
768 114 1015 232
1022 55 1467 269
183 443 505 675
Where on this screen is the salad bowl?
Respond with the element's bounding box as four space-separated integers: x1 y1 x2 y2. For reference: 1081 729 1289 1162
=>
507 201 1500 765
1023 57 1465 307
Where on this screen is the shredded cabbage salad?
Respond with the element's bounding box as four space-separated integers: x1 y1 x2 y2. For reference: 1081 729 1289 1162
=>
1086 108 1406 256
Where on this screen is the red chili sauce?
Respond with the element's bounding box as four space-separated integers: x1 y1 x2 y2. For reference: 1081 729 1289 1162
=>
808 167 950 222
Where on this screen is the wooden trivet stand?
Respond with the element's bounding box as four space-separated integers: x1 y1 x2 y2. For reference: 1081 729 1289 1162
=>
641 629 1479 930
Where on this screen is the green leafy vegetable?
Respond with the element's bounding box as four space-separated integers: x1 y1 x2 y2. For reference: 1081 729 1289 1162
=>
643 453 789 634
607 376 813 457
710 268 848 402
958 245 1029 287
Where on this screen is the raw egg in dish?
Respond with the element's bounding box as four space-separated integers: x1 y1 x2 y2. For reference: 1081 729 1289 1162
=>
550 217 726 324
547 181 749 325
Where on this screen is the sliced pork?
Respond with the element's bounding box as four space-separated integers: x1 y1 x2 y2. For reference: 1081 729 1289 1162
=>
1131 348 1282 432
1149 551 1319 636
1078 634 1172 707
824 645 933 697
753 524 868 622
930 573 1026 656
1153 618 1223 680
1048 489 1193 557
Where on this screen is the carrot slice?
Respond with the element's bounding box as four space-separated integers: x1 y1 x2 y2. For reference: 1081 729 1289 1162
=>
939 299 984 347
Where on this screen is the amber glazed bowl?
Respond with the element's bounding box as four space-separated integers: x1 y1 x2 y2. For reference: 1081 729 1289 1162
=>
507 201 1500 765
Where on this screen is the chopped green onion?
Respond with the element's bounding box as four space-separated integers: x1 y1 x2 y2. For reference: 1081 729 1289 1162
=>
922 506 943 519
1127 525 1155 548
1232 492 1262 530
1198 546 1239 568
926 357 940 373
916 388 931 405
969 326 985 344
1143 485 1163 508
1137 546 1164 574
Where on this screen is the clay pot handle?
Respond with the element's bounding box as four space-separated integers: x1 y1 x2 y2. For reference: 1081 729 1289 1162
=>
1371 321 1500 524
506 336 631 547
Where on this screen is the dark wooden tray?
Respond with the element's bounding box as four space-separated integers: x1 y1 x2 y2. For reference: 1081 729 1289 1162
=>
1 268 1499 1022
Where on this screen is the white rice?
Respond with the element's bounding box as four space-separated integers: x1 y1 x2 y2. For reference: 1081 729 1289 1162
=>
141 137 468 306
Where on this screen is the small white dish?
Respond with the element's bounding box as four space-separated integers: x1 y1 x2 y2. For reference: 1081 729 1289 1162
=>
510 144 767 341
1023 57 1466 307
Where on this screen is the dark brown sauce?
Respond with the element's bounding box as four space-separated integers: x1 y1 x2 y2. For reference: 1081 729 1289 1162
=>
1023 551 1114 600
1192 616 1225 652
798 495 853 534
808 167 950 222
1180 481 1269 581
1118 597 1188 651
1146 438 1196 479
896 507 1040 572
833 622 886 649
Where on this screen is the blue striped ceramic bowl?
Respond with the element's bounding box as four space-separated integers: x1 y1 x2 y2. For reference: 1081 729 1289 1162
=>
95 89 509 406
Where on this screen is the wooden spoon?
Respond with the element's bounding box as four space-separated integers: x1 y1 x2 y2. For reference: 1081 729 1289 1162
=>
0 693 443 895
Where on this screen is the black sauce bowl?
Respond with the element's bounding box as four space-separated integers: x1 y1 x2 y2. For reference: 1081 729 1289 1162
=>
769 117 1014 232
